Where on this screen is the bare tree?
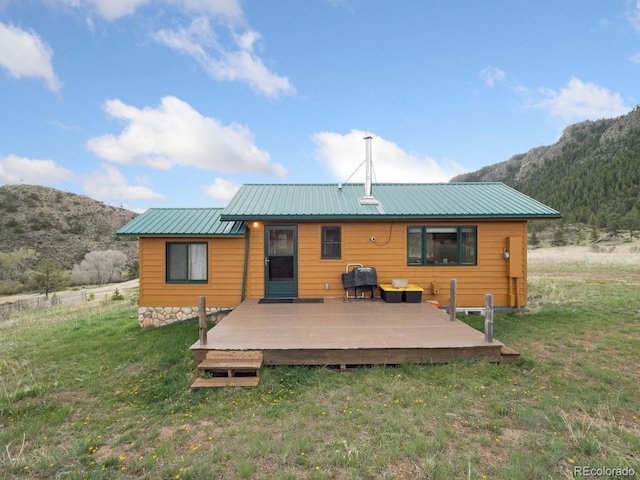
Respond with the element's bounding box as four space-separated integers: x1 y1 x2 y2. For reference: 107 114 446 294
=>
0 248 37 281
72 250 127 285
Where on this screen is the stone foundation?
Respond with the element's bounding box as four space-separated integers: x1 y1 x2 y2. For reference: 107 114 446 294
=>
138 306 232 327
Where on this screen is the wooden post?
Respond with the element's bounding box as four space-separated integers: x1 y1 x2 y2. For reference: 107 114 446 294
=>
484 294 494 343
198 296 207 345
449 279 457 322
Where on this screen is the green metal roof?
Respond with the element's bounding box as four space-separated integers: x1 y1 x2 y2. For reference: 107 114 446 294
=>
221 183 561 220
117 208 246 236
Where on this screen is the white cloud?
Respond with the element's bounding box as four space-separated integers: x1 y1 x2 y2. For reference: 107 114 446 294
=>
86 95 287 177
44 0 289 97
205 177 240 203
81 164 165 200
312 130 467 183
88 0 149 20
172 0 243 19
630 52 640 64
479 66 506 88
534 77 630 122
155 16 294 98
55 0 242 21
627 0 640 32
0 155 73 184
0 22 61 92
154 15 213 63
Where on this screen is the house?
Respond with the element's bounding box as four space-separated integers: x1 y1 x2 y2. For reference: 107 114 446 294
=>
117 181 561 327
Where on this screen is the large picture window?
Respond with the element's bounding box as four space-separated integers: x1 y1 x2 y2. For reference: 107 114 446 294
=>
407 226 477 266
321 226 341 259
166 242 208 282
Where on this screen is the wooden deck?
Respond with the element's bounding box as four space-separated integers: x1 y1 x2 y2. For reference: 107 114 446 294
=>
190 298 514 368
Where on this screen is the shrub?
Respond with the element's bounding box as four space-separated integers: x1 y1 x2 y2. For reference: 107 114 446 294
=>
0 281 25 296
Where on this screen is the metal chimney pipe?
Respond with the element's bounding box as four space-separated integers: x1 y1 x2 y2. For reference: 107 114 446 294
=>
359 133 379 205
364 133 373 197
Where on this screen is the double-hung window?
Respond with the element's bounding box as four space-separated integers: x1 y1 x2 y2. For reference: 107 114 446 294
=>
407 226 477 266
166 242 208 282
321 226 341 259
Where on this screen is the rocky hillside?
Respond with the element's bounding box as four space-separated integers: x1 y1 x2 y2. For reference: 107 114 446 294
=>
452 106 640 226
0 184 138 269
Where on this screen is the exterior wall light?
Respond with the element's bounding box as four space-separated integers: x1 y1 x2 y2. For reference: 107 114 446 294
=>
502 248 510 260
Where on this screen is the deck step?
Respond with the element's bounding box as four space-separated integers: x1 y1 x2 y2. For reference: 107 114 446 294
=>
197 358 263 370
191 350 263 389
191 377 260 389
205 350 263 359
500 345 521 363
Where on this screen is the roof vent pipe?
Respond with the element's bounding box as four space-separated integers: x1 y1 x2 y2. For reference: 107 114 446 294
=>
360 133 379 205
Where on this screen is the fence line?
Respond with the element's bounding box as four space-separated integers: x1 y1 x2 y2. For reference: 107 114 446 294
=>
0 286 137 321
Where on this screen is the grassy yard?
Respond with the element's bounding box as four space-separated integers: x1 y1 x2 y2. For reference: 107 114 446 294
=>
1 247 640 479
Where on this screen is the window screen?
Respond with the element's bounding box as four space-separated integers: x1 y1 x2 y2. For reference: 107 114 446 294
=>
166 242 208 282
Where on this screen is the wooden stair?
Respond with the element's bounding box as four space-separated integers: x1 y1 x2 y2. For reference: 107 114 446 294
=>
191 350 263 389
500 345 521 363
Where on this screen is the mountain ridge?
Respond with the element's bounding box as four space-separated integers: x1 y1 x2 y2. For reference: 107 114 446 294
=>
452 106 640 226
0 184 138 269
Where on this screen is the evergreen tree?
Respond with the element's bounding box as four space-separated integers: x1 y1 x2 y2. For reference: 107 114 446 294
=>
529 230 540 247
621 208 640 239
128 260 139 280
552 226 567 247
606 213 622 238
32 259 66 299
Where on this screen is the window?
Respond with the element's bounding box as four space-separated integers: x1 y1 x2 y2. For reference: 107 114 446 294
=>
166 242 208 282
321 226 341 259
407 226 477 266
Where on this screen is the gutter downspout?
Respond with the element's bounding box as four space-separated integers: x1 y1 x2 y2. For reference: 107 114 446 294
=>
241 226 250 302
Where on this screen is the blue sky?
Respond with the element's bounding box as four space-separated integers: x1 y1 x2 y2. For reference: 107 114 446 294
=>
0 0 637 212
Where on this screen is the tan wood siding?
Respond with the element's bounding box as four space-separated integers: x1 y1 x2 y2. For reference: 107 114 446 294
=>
249 220 529 308
139 236 245 308
139 219 529 309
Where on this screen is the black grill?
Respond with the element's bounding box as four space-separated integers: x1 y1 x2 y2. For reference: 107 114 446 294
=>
342 266 377 300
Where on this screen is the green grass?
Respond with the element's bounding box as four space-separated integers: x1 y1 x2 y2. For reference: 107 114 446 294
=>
2 281 640 479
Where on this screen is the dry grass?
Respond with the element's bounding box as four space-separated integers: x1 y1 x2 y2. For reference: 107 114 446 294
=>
0 292 136 335
527 241 640 310
528 241 640 285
